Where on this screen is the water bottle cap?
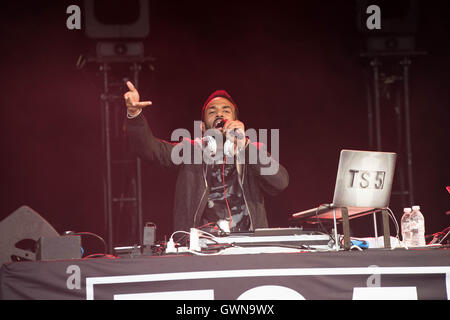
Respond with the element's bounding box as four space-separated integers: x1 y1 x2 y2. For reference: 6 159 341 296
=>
412 205 420 211
404 208 412 213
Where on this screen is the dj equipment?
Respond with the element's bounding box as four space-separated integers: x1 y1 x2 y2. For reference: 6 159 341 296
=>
333 149 396 208
292 150 397 250
142 222 156 255
36 235 81 261
293 149 396 220
201 228 334 252
143 222 156 246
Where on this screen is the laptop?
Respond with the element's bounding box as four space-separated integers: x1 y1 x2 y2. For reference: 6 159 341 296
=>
292 149 397 222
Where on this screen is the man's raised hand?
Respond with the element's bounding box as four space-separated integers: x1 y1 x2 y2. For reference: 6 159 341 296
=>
124 81 152 116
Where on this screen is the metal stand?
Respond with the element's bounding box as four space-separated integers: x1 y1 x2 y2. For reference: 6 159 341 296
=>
332 208 339 251
362 51 425 207
341 207 391 250
99 62 146 253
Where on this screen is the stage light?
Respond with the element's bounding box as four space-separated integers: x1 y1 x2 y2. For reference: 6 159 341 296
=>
84 0 150 39
95 41 144 62
366 35 415 53
357 0 419 53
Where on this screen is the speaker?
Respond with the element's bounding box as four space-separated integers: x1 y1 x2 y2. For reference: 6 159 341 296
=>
84 0 150 39
356 0 419 35
36 236 82 261
0 205 59 265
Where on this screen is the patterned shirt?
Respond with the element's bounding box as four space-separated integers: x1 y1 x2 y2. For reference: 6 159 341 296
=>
202 161 250 232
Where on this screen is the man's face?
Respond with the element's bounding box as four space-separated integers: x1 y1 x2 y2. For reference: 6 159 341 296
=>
203 97 237 132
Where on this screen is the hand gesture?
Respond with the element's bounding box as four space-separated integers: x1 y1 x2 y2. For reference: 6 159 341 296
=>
123 81 152 116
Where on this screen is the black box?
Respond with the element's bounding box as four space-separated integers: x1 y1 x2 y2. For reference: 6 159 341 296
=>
36 236 82 261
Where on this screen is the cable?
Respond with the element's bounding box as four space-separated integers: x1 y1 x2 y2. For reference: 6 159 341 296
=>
198 222 215 230
312 206 401 250
385 207 401 249
314 203 337 247
167 230 191 249
170 230 191 239
83 253 117 259
197 229 218 240
427 227 450 245
222 158 233 230
169 230 191 245
229 242 311 251
64 231 108 256
385 207 400 237
186 249 225 256
167 229 224 254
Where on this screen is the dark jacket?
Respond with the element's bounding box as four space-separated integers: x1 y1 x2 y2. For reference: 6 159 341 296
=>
126 113 289 232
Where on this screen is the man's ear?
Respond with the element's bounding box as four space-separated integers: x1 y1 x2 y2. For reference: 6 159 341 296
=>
233 106 239 120
201 121 206 134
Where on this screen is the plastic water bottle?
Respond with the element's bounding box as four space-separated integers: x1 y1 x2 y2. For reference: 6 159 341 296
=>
401 207 412 247
410 205 426 247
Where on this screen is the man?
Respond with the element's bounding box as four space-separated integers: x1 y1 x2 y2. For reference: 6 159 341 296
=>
124 81 288 235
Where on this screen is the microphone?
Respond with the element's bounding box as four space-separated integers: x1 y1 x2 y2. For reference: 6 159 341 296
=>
214 119 244 140
214 118 227 128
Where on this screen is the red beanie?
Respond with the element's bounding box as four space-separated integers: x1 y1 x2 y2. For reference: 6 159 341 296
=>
201 90 238 121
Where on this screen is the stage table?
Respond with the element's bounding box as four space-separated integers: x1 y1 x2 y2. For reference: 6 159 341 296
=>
1 248 449 300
